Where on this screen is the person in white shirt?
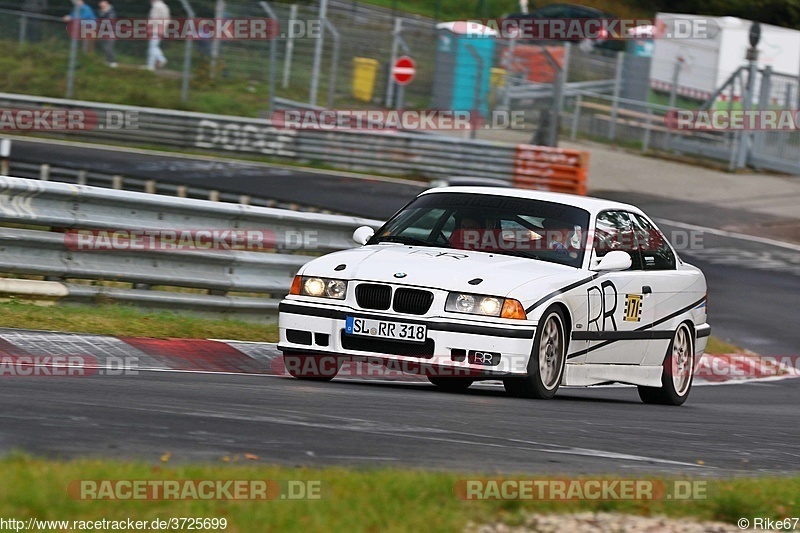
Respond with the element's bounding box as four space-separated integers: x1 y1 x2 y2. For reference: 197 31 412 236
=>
146 0 170 70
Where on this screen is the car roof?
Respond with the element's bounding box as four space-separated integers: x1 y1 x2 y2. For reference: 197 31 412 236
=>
419 186 643 216
506 4 612 19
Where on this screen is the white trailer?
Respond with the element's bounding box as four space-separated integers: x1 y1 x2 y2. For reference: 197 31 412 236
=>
649 13 800 103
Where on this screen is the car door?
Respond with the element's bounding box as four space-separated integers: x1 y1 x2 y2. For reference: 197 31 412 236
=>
629 212 700 366
582 211 655 365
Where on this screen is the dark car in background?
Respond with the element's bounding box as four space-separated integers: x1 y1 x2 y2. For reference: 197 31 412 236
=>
503 3 625 53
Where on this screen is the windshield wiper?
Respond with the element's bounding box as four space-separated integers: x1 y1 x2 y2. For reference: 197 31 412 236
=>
373 235 449 248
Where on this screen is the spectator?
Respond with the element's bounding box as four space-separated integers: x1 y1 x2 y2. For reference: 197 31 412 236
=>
146 0 170 71
63 0 96 54
97 0 117 67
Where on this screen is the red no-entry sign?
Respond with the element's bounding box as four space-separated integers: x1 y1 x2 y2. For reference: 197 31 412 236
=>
393 56 416 86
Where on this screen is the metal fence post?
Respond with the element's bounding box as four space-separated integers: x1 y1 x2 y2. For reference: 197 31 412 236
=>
665 57 682 151
751 66 772 168
387 18 411 111
19 14 28 43
735 57 759 169
210 0 225 79
570 93 582 141
259 1 279 114
501 36 517 110
385 17 402 108
309 0 329 107
323 18 340 109
550 41 571 146
0 139 10 175
642 108 653 152
176 0 196 105
282 4 298 89
65 33 79 98
608 50 624 142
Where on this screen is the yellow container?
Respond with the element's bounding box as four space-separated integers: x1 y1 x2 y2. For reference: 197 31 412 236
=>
352 57 379 103
490 67 506 89
489 67 506 108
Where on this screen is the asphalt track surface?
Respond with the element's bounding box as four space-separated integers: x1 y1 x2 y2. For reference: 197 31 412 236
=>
2 138 798 475
7 138 425 219
1 371 798 475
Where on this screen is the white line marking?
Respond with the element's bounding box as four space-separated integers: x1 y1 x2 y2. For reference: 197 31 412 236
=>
655 218 800 252
81 400 704 469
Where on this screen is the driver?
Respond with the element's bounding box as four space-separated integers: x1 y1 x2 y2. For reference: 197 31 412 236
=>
451 212 498 250
541 218 572 252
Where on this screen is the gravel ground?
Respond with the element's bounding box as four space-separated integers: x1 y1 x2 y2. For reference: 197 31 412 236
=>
467 512 756 532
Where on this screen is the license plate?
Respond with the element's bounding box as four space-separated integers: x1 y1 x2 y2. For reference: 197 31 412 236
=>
345 316 427 344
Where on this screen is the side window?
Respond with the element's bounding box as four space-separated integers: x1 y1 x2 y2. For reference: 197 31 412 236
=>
593 211 643 270
631 214 677 270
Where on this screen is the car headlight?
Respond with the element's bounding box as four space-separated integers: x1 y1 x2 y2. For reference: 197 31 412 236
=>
290 276 348 300
445 292 527 319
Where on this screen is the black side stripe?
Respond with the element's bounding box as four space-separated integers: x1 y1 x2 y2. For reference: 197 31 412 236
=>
637 296 707 332
525 273 600 314
572 330 675 341
567 296 708 359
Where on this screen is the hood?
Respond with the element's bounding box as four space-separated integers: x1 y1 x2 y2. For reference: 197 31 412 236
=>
300 244 580 297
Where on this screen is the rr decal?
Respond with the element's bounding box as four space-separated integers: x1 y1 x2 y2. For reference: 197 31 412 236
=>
407 250 469 260
587 280 618 332
623 294 643 322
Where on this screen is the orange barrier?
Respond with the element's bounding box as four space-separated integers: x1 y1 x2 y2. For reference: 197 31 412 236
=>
512 145 589 195
503 45 565 83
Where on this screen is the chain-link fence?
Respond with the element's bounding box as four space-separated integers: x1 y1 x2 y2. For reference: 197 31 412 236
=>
6 1 800 174
0 1 623 119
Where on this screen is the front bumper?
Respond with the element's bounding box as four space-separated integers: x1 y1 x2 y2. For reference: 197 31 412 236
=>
277 300 537 377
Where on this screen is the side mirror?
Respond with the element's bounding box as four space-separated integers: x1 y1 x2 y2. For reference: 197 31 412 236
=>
592 250 632 272
352 226 375 246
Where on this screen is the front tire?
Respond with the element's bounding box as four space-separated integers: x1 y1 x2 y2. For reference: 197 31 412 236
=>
503 306 567 399
282 352 342 382
427 376 474 392
638 323 695 406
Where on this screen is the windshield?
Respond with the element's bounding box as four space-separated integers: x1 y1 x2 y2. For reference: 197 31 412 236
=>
369 192 590 267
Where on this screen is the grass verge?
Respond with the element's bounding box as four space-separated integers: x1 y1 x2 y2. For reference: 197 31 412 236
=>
0 301 278 342
2 300 736 355
0 454 797 531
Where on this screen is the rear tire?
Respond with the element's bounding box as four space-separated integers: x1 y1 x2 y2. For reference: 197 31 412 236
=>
638 323 694 406
427 376 474 392
503 306 566 399
282 352 342 382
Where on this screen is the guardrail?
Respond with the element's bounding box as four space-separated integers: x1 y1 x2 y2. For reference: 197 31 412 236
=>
0 175 382 321
507 79 616 101
0 92 590 194
6 160 336 214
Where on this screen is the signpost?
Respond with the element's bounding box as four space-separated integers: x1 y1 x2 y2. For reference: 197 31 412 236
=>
392 56 416 86
392 56 416 111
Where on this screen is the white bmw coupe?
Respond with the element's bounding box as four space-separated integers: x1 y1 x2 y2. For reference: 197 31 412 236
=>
278 187 710 405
